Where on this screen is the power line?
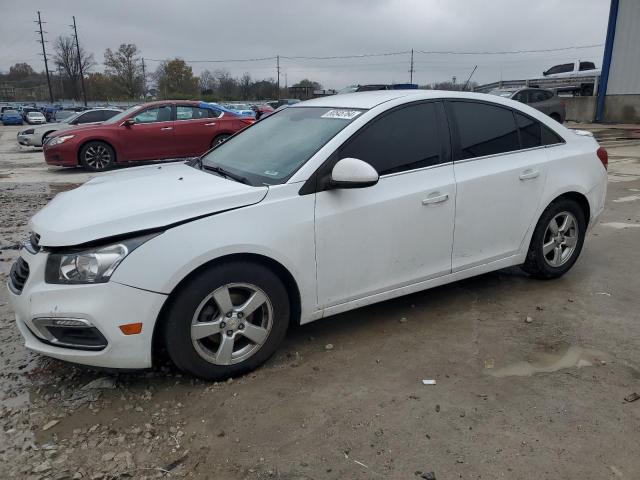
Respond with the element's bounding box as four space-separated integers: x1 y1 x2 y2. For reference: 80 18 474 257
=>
139 44 602 65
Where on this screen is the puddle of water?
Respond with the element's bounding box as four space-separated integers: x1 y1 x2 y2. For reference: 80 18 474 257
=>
488 345 609 378
600 222 640 229
613 195 640 203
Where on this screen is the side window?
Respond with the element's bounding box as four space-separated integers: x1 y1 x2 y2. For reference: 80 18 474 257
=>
339 102 442 176
513 91 528 103
176 106 195 120
529 90 548 103
77 111 103 124
103 110 119 121
516 112 564 148
544 91 554 101
133 105 172 124
450 101 519 159
195 107 215 119
579 62 596 71
209 108 223 118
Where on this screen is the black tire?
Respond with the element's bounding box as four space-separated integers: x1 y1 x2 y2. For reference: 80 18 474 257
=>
163 261 290 380
41 131 55 146
522 198 586 279
211 134 231 148
80 141 115 171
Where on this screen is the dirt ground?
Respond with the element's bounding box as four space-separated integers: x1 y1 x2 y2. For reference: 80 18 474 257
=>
0 123 639 480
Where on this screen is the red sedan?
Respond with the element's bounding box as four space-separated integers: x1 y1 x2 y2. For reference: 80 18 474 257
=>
43 101 254 171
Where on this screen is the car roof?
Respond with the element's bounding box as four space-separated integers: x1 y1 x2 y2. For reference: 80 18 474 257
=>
292 90 530 109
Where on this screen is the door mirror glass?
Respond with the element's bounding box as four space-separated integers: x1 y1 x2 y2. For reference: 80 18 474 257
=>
123 118 135 127
330 158 379 189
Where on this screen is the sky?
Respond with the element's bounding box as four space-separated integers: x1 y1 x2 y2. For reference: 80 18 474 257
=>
0 0 611 89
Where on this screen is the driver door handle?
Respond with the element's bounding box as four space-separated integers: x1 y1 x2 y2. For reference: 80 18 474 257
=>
160 126 173 131
422 193 449 205
519 169 539 181
204 122 217 126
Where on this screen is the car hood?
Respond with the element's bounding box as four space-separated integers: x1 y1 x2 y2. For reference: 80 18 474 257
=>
30 162 268 247
47 123 107 137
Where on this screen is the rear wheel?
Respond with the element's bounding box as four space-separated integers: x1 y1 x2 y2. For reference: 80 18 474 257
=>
80 141 115 171
522 198 586 279
211 134 231 148
163 261 290 380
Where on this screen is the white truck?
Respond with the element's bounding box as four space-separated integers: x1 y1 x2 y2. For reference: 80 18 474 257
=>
542 61 601 96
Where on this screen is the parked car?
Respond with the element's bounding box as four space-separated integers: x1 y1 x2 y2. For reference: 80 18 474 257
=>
1 109 23 125
25 111 47 125
542 61 600 96
221 104 256 118
8 90 608 380
53 110 78 122
43 100 253 171
252 103 274 120
488 88 566 123
266 98 301 109
17 108 122 147
21 107 40 122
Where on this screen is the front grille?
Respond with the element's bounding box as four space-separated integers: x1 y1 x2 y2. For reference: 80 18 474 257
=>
9 258 30 294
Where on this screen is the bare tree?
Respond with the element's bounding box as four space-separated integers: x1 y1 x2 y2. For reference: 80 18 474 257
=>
104 43 143 99
199 69 216 95
239 73 252 100
53 35 95 99
214 69 237 99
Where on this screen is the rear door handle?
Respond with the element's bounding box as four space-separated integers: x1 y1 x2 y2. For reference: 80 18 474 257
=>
519 169 539 181
160 127 173 131
204 122 217 126
422 193 449 205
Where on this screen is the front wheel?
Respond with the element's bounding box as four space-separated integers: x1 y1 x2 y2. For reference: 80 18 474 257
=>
522 198 586 279
80 141 115 171
163 261 290 380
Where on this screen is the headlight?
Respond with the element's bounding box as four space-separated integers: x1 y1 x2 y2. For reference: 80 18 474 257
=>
21 129 35 135
45 233 158 284
48 134 75 146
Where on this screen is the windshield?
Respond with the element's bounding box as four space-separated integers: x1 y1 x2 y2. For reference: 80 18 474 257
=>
200 106 363 185
55 110 75 120
4 110 18 115
103 105 141 125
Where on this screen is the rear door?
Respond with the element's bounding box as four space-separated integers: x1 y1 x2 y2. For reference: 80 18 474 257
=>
446 100 552 271
314 101 456 307
118 104 175 161
173 105 222 157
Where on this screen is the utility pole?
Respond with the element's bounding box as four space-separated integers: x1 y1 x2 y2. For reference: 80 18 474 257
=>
141 57 147 98
35 11 54 103
276 55 280 100
463 65 478 91
409 49 414 84
71 16 87 106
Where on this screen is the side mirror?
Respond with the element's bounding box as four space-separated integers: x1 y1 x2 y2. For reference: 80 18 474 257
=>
123 118 135 127
329 158 379 189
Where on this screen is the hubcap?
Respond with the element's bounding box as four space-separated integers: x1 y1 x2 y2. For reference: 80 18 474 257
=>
542 211 579 267
190 283 273 365
85 145 111 169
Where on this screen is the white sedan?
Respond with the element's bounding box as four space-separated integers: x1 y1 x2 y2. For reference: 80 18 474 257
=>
25 111 47 125
8 90 608 380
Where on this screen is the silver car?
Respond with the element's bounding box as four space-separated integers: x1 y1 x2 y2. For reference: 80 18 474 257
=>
488 88 566 123
17 108 121 147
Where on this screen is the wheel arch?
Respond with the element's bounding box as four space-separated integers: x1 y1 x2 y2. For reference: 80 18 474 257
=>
151 252 302 363
552 191 590 223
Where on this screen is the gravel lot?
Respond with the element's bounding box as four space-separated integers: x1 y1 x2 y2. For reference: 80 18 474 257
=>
1 123 639 479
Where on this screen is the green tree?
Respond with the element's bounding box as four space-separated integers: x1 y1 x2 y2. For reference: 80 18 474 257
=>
155 59 199 99
104 44 144 99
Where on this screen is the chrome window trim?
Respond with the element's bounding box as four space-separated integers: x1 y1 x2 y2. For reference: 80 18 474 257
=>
379 161 453 179
452 143 566 164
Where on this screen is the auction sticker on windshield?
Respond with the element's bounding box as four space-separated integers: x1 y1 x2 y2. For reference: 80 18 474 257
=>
321 109 362 120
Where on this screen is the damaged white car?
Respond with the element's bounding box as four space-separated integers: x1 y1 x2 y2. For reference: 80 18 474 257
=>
8 90 608 380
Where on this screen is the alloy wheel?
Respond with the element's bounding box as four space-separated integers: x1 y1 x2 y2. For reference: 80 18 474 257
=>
84 144 112 169
190 283 273 365
542 211 579 267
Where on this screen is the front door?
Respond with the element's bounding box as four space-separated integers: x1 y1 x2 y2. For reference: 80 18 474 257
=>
314 102 456 308
118 104 175 161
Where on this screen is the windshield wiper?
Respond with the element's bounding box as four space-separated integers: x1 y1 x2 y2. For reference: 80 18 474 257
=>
202 164 251 185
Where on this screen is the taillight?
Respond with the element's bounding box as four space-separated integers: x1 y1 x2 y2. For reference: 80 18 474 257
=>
596 147 608 170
